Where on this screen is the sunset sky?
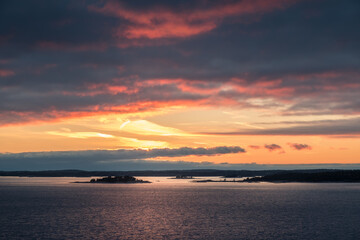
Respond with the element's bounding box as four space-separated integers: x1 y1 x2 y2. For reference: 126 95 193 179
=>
0 0 359 170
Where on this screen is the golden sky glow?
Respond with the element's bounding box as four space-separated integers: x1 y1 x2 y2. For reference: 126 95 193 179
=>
1 106 359 165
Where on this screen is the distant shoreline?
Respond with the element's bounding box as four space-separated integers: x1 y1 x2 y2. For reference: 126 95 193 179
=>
0 169 352 178
1 169 360 183
73 181 151 184
243 170 360 183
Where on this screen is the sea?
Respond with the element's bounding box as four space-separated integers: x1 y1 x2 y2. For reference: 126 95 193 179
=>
0 176 359 240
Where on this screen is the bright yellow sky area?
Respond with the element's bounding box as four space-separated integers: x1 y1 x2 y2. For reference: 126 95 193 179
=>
1 106 359 164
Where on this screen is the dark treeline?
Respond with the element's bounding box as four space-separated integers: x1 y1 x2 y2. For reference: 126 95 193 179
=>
244 170 360 182
89 176 150 184
0 169 343 177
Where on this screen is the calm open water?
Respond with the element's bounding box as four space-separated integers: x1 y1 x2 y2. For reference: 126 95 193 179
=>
0 177 359 240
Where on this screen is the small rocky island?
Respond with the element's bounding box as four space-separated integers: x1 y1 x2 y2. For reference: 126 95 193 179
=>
89 176 151 184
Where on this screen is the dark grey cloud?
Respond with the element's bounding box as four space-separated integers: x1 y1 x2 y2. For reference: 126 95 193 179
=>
0 0 359 125
201 117 360 136
264 144 282 152
1 156 359 171
0 146 245 170
288 143 312 150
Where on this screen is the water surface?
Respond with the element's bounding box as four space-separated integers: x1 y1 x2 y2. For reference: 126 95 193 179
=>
0 177 359 240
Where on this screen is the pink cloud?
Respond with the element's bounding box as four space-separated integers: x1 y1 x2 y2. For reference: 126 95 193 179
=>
90 0 298 40
229 78 295 97
248 145 261 149
0 69 15 77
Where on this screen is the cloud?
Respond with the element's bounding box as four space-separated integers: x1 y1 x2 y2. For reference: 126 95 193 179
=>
46 130 114 139
264 144 282 152
288 143 312 150
1 157 359 171
0 146 245 170
248 143 311 151
0 0 359 127
90 0 297 40
0 69 14 77
200 117 360 136
248 145 261 149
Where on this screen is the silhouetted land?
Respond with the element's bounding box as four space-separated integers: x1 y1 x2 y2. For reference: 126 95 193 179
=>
0 169 341 177
1 169 360 182
196 179 243 183
2 169 360 183
86 176 150 184
244 170 360 182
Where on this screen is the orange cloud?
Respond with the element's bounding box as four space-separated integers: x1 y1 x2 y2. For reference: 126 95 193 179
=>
0 97 207 127
139 78 221 95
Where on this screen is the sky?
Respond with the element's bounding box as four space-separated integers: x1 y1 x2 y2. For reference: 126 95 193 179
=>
0 0 360 170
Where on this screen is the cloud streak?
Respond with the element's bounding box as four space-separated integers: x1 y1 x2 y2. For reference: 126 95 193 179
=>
0 69 14 77
288 143 312 150
200 118 360 136
0 146 245 170
264 144 282 152
91 0 297 40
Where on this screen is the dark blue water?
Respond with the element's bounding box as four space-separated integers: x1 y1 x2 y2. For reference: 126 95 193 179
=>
0 177 359 240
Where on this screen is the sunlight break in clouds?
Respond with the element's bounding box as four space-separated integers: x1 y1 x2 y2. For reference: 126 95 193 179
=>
47 129 114 139
120 120 192 136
